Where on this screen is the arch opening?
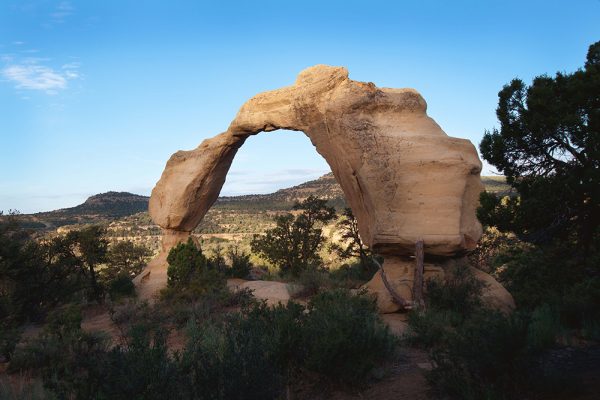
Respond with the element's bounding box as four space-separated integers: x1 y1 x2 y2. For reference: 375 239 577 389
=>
220 129 331 198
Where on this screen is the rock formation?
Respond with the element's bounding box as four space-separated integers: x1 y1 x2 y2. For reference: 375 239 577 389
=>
144 64 514 312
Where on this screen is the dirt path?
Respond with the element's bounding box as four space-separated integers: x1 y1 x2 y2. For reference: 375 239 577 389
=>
334 349 431 400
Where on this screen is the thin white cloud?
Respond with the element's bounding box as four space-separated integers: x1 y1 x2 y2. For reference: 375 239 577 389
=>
50 1 73 23
3 64 66 91
221 168 330 196
1 48 81 94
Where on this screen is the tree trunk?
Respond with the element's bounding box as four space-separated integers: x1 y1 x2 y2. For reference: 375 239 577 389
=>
412 240 425 308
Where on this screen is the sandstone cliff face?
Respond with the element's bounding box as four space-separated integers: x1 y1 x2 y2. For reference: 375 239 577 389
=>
149 65 483 258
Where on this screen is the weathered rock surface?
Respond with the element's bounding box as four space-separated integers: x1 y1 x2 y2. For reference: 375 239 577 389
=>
149 65 483 258
363 258 516 314
145 64 512 311
363 257 445 313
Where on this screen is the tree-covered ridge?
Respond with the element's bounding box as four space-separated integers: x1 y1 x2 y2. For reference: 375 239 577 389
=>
8 173 510 234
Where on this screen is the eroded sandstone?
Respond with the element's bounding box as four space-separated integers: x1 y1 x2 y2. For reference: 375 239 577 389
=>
150 65 483 257
144 64 512 311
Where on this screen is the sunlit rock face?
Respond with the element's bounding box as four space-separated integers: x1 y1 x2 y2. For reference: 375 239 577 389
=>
145 65 512 312
149 65 483 257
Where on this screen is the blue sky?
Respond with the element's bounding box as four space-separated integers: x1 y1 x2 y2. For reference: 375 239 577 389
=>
1 0 599 213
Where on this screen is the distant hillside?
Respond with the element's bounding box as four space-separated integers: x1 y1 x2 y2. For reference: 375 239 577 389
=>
481 176 512 195
13 192 149 230
61 191 150 217
12 173 510 232
215 173 345 210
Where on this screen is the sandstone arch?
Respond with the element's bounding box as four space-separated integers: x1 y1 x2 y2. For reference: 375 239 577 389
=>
143 65 514 312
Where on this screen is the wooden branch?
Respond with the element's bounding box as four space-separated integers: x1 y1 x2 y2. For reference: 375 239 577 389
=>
373 257 411 310
413 240 425 308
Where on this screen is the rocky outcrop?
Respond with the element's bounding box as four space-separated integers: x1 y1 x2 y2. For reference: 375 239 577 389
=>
364 258 515 314
150 65 482 256
146 64 512 311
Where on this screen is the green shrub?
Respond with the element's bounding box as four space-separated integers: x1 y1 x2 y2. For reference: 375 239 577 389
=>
427 311 532 400
167 238 209 287
302 290 396 385
181 301 305 399
294 266 330 297
561 277 600 338
528 304 563 350
408 263 487 348
95 326 181 400
226 246 252 279
107 274 136 299
329 259 379 288
8 293 398 399
0 320 21 362
425 263 485 319
407 265 582 399
493 242 600 335
9 306 110 398
105 240 152 280
164 239 227 303
0 377 56 400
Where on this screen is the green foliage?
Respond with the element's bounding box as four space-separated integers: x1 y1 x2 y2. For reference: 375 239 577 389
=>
207 243 227 273
167 238 213 287
225 245 252 278
563 277 600 340
180 301 305 399
302 290 396 385
294 266 330 296
329 207 372 267
96 326 181 400
0 320 21 362
12 306 181 400
328 259 379 288
11 290 394 399
163 239 231 312
527 304 563 351
251 196 336 276
407 266 583 399
468 226 526 273
105 240 152 279
0 377 55 400
107 274 136 299
477 191 521 234
426 311 533 400
407 264 487 348
0 219 107 323
480 41 600 248
425 263 486 318
65 225 108 302
9 306 110 398
493 242 600 332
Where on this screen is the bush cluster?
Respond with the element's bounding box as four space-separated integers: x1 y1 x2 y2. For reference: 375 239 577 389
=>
11 290 395 399
407 265 582 399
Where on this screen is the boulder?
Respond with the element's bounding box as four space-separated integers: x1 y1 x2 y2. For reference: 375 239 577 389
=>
363 258 515 314
362 256 444 313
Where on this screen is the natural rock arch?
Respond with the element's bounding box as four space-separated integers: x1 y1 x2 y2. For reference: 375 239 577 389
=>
142 65 514 312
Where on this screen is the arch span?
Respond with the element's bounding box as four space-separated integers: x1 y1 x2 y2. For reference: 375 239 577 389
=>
149 65 483 258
